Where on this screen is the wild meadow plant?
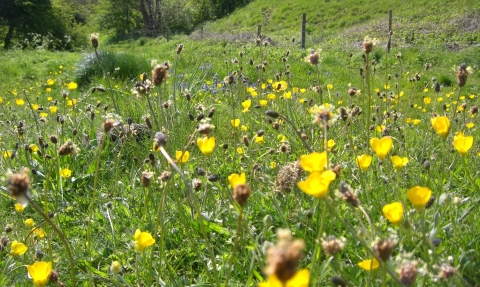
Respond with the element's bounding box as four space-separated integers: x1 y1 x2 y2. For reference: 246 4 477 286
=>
0 31 479 287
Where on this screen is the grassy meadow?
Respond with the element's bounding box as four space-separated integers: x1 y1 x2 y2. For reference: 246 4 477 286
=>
1 0 480 286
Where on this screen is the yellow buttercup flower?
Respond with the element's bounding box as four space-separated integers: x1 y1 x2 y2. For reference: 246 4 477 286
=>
175 150 190 164
33 228 46 238
297 170 336 199
49 106 58 114
325 139 335 151
15 203 25 213
407 186 432 211
47 79 55 85
431 116 450 139
382 202 404 224
300 152 328 173
327 84 333 90
255 135 264 144
242 99 251 113
16 99 25 106
27 261 52 287
453 134 473 156
391 156 408 171
356 154 372 171
358 258 380 270
3 150 12 159
59 168 72 178
231 119 240 128
259 268 310 287
228 173 246 189
67 82 78 91
110 261 122 274
11 240 28 256
370 137 393 161
25 218 35 227
424 97 431 105
273 80 288 92
237 147 243 154
259 100 268 107
29 144 39 153
134 229 155 252
197 137 215 156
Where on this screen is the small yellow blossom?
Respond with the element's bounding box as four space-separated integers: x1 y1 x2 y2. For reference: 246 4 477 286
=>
15 203 25 213
259 100 268 107
407 186 432 211
228 173 246 189
358 258 380 270
391 156 408 171
16 99 25 106
255 135 264 144
197 137 216 156
175 150 190 164
453 134 473 156
67 82 78 90
297 170 336 199
134 229 155 252
231 119 240 128
431 116 450 139
370 137 393 160
11 241 28 256
356 155 372 171
300 152 328 173
382 202 404 224
259 269 310 287
25 218 35 227
242 99 251 113
27 262 52 287
49 106 58 114
59 168 72 178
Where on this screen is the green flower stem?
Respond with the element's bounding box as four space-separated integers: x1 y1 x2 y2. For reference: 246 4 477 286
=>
280 114 313 153
147 180 168 286
28 197 76 287
228 84 238 169
325 198 402 284
225 206 244 286
450 87 462 124
146 93 160 131
365 53 372 152
157 86 166 130
159 146 220 287
105 204 116 250
382 261 387 287
312 200 326 282
315 64 323 104
86 132 106 285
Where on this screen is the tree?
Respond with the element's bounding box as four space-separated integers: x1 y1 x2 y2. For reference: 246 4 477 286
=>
139 0 162 37
0 0 66 49
98 0 142 39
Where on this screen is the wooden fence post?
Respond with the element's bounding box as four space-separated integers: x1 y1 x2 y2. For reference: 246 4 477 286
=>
257 24 262 38
301 13 306 49
387 10 392 52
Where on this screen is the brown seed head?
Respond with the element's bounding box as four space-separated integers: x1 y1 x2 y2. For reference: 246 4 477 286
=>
233 184 251 207
48 270 59 283
308 51 320 65
399 261 417 286
322 235 345 256
58 139 80 156
457 63 468 87
141 171 154 188
89 33 99 49
439 264 456 279
176 44 184 54
102 119 116 133
264 230 305 283
374 239 396 261
152 64 169 86
6 168 30 199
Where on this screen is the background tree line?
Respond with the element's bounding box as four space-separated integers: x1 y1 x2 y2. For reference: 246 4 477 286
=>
0 0 252 49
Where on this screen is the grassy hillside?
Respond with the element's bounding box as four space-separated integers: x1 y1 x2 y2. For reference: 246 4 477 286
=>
199 0 480 47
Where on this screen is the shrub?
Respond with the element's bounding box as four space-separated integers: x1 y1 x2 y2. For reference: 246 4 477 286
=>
74 51 151 87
